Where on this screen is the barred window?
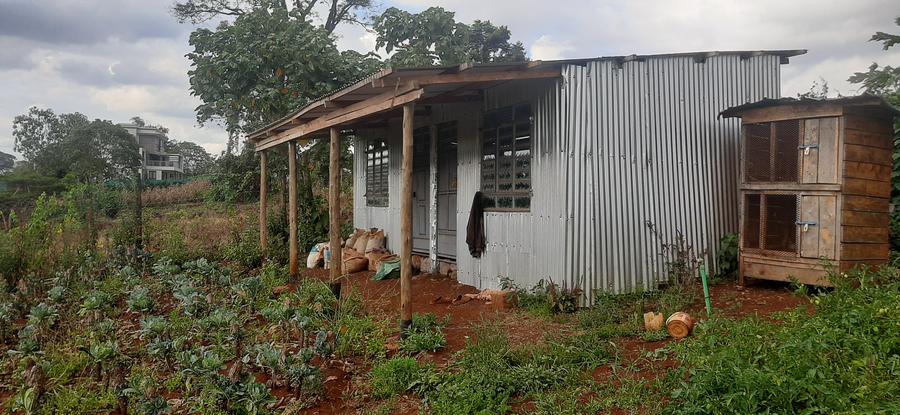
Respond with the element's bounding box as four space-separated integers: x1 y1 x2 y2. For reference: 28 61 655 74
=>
365 139 389 207
481 104 532 211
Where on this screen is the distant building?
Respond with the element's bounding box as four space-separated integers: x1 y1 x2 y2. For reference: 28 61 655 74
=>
120 124 184 180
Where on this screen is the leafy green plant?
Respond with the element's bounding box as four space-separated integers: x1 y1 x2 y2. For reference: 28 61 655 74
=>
400 313 449 353
127 285 156 313
713 233 739 281
370 357 425 399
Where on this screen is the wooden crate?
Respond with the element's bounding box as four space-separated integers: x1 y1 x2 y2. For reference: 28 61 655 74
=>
722 97 897 286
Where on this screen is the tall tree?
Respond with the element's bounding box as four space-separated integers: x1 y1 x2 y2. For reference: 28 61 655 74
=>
167 140 215 175
11 107 141 183
172 0 371 33
849 17 900 106
184 6 381 152
373 7 527 67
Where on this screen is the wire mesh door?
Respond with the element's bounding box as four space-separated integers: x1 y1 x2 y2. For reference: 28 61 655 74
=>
744 120 801 183
743 193 799 256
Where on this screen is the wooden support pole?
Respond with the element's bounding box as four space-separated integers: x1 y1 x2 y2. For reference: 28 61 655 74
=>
400 102 415 336
288 140 299 278
259 150 268 258
328 128 342 287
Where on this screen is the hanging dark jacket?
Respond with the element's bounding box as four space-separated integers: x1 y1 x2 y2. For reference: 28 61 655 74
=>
466 191 487 258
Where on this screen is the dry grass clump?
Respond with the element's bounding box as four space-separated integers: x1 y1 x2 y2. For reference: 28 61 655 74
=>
142 180 212 206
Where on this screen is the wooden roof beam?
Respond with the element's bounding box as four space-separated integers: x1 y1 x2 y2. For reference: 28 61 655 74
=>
255 86 424 151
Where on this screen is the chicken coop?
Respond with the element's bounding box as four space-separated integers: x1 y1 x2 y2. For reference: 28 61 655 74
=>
721 96 898 286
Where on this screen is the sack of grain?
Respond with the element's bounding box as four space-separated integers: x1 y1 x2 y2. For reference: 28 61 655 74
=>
342 256 369 274
346 228 365 249
365 230 385 253
352 231 370 254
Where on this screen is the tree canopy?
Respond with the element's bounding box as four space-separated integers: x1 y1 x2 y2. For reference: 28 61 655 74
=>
172 0 372 33
184 5 381 151
12 107 141 183
168 140 215 176
373 7 527 67
849 17 900 106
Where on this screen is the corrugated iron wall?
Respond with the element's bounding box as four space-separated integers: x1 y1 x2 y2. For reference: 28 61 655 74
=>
354 54 782 301
557 54 780 300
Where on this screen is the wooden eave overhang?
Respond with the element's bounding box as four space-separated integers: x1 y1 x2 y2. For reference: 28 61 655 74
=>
720 94 900 123
248 60 577 151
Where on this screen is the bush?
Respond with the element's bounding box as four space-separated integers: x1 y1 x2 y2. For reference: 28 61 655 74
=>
370 357 424 399
668 267 900 414
714 233 739 281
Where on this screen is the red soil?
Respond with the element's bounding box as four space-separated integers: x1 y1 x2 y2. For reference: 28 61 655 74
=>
295 270 806 414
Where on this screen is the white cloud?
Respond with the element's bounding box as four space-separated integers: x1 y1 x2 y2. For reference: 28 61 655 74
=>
2 0 900 157
530 35 574 60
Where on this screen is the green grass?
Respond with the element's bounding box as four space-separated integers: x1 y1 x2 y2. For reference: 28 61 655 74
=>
369 357 427 399
400 313 449 353
666 267 900 414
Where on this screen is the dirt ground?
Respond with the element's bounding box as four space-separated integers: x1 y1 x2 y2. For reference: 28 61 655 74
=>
299 269 806 414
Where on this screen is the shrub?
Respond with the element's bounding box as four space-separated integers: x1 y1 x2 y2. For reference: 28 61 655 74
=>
713 233 739 281
370 357 425 399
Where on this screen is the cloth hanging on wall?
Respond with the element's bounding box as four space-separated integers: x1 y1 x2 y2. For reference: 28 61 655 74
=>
466 191 487 258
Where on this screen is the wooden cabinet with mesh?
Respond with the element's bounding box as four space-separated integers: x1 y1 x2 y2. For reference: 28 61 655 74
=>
722 96 897 286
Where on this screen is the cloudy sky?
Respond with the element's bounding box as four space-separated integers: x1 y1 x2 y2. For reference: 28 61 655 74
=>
1 0 898 158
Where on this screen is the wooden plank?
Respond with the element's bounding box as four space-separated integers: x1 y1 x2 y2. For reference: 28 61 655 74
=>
818 195 836 259
844 161 891 182
841 226 889 243
739 104 843 124
840 259 889 273
844 178 892 198
741 257 831 286
800 118 819 184
400 103 415 335
741 183 841 192
255 88 425 151
844 129 892 149
844 143 892 166
417 69 561 85
843 195 890 212
844 114 894 136
817 117 839 183
842 210 890 227
329 128 342 284
259 150 268 258
799 195 819 258
841 243 890 261
288 141 299 278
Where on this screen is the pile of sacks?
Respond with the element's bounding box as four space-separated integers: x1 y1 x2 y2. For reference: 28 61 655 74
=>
306 228 398 275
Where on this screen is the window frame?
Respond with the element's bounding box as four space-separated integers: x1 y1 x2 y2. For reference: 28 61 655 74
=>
365 138 389 207
480 103 533 212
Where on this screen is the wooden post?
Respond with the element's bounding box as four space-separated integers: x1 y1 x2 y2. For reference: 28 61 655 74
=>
329 128 342 286
400 103 415 336
288 140 299 278
259 150 268 258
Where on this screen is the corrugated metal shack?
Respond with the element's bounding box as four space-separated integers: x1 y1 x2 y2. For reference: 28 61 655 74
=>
249 50 806 308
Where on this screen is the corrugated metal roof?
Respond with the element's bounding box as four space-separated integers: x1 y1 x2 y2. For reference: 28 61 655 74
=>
720 94 900 118
248 49 807 141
